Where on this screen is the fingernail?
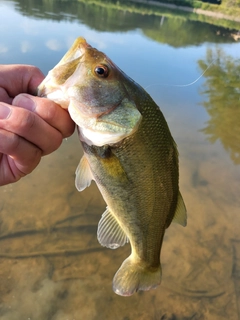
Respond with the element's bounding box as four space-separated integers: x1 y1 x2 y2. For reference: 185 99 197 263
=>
0 104 11 119
13 94 36 112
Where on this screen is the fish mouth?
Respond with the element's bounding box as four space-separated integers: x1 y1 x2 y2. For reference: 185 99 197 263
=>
56 37 91 66
38 37 91 108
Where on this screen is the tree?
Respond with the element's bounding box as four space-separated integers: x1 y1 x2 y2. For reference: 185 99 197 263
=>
198 48 240 164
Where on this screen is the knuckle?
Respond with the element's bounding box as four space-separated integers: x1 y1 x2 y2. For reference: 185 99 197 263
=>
43 102 75 138
14 139 42 170
36 97 59 124
8 133 21 153
0 88 11 103
45 100 58 120
25 65 44 80
43 131 63 156
34 98 75 138
21 111 36 131
63 125 75 138
27 148 42 170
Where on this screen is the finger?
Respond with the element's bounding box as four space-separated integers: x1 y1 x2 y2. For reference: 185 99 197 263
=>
0 129 42 185
13 94 75 138
0 87 12 104
0 102 63 156
0 65 44 98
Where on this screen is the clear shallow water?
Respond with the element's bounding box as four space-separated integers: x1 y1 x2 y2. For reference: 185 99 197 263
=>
0 1 240 319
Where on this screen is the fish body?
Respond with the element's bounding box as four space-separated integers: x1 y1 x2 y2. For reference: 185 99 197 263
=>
38 37 187 296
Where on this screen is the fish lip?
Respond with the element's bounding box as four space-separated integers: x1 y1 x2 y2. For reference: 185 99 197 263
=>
38 37 91 102
57 37 90 65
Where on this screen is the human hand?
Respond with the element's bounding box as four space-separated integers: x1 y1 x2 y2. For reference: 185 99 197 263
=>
0 64 75 186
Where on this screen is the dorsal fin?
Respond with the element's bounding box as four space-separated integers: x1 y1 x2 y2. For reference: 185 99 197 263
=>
75 155 93 192
172 192 187 227
97 207 129 249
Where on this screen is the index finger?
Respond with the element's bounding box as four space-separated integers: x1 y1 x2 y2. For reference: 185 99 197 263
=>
0 64 44 98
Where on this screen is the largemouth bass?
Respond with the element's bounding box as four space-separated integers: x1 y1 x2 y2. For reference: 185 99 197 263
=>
38 37 187 296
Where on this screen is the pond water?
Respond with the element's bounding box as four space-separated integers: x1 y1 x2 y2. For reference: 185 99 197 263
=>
0 0 240 319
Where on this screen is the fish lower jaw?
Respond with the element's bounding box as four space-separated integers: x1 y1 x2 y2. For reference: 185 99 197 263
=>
46 90 69 109
38 83 69 109
78 126 126 147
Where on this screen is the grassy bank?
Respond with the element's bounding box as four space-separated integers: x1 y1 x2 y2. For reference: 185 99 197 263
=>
78 0 240 30
146 0 240 19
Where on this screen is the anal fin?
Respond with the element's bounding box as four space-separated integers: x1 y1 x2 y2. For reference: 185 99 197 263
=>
97 207 128 249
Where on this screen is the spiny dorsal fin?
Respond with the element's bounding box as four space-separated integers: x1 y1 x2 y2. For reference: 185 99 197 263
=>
75 155 93 192
172 192 187 227
97 207 128 249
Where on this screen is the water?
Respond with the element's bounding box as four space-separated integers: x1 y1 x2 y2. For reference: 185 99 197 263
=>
0 0 240 319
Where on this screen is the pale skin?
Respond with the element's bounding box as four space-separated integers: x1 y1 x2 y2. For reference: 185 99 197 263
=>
0 64 75 186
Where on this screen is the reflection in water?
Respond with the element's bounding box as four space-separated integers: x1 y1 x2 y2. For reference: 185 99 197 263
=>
143 18 235 48
12 0 237 46
199 48 240 164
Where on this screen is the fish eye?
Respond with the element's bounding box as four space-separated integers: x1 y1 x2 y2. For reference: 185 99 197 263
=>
94 65 109 78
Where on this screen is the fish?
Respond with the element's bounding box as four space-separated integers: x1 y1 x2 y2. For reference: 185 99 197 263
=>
38 37 187 296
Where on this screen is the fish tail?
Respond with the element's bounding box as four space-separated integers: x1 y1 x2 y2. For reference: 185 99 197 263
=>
113 255 161 296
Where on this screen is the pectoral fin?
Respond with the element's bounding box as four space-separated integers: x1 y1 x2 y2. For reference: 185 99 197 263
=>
97 207 128 249
172 192 187 227
75 155 93 191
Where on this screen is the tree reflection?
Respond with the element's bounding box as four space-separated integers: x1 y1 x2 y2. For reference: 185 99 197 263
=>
11 0 237 46
198 48 240 164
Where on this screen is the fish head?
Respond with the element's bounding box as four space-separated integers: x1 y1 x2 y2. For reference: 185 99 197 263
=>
38 37 142 146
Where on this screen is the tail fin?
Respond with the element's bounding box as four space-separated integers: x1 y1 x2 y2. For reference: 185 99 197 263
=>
113 255 161 296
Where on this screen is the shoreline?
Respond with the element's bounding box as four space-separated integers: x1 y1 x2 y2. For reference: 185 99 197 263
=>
129 0 240 23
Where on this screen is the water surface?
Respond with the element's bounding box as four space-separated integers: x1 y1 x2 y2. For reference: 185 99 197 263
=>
0 1 240 319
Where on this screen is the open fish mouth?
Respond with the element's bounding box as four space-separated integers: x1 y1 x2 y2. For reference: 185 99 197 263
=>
38 38 90 109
